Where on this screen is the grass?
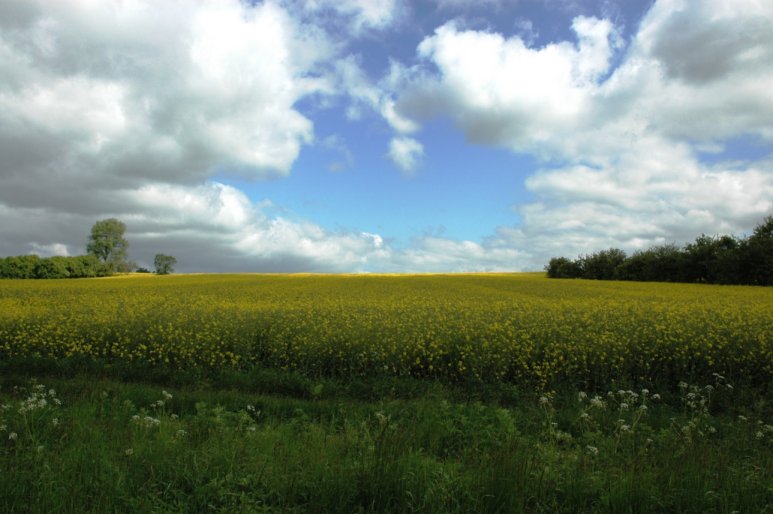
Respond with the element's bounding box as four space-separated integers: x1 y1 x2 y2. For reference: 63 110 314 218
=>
1 364 770 513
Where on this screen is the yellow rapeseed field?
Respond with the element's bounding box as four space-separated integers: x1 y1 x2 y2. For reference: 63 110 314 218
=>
0 273 770 387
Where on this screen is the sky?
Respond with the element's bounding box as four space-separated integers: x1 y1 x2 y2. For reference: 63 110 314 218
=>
1 0 772 273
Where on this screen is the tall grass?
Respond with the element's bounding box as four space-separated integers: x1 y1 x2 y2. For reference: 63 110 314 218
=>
1 371 770 513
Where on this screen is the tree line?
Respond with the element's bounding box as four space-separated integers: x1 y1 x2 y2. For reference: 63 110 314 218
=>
545 216 773 286
0 219 177 279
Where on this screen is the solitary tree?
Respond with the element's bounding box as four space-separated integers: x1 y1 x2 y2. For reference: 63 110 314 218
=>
154 254 177 275
87 218 129 273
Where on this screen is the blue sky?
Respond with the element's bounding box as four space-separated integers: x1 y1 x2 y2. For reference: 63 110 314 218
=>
0 0 771 272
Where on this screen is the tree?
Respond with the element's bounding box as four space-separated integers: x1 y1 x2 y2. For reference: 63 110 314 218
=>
545 257 582 278
0 255 40 278
579 248 627 280
739 216 773 285
87 218 129 273
154 254 177 275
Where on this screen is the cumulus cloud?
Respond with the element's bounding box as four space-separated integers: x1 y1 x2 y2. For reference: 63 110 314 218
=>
388 137 424 175
124 182 524 273
392 0 773 264
398 15 621 155
118 182 395 272
335 55 419 133
0 0 333 195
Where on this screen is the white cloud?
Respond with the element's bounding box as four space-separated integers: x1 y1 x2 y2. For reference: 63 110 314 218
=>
298 0 401 33
392 0 773 264
400 15 620 155
388 137 424 174
0 0 332 192
30 243 70 258
125 182 394 272
335 55 418 134
387 237 524 272
122 181 526 273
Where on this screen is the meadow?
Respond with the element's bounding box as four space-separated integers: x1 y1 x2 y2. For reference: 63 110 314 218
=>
0 274 771 512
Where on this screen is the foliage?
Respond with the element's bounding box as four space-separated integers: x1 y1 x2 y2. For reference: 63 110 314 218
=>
87 218 129 273
0 274 770 390
578 248 627 280
153 254 177 275
0 254 108 279
545 257 582 278
546 215 773 285
0 374 769 513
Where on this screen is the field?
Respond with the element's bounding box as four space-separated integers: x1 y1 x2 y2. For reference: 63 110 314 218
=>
1 273 771 388
1 274 771 512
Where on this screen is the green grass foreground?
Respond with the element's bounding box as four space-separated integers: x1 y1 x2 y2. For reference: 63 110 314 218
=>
0 363 771 513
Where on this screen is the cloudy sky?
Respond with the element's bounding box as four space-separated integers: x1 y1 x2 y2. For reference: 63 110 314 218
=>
1 0 771 272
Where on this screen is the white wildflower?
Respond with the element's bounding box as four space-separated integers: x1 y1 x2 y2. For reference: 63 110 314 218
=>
143 416 160 427
586 445 599 456
125 448 134 456
9 432 18 440
578 392 587 402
